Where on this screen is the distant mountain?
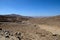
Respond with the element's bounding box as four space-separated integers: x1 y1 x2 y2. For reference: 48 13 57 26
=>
4 14 22 17
0 14 32 22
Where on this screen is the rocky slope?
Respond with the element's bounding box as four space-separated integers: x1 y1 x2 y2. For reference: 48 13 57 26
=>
0 22 60 40
0 14 60 40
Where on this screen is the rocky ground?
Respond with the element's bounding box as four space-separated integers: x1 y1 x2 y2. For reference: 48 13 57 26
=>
0 28 21 40
0 22 60 40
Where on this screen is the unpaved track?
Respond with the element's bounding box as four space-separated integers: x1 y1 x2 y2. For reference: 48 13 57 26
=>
38 25 60 35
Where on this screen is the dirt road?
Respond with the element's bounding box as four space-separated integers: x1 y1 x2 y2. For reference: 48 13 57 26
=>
38 24 60 35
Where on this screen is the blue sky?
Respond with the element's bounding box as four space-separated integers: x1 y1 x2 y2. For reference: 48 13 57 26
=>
0 0 60 16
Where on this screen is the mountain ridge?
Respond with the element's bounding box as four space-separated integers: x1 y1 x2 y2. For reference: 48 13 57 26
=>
0 14 30 22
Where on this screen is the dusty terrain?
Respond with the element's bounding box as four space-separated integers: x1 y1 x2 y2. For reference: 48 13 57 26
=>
0 22 60 40
29 15 60 27
38 25 60 35
0 14 60 40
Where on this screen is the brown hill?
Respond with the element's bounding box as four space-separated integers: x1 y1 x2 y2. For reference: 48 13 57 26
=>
29 15 60 27
0 14 31 22
0 14 60 40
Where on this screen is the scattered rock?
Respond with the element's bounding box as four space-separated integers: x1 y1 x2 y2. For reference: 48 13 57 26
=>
52 34 57 36
5 35 9 38
15 32 21 36
17 37 21 40
0 28 2 30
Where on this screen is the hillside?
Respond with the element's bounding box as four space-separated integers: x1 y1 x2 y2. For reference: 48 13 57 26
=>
29 15 60 27
0 14 30 22
0 14 60 40
0 22 60 40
